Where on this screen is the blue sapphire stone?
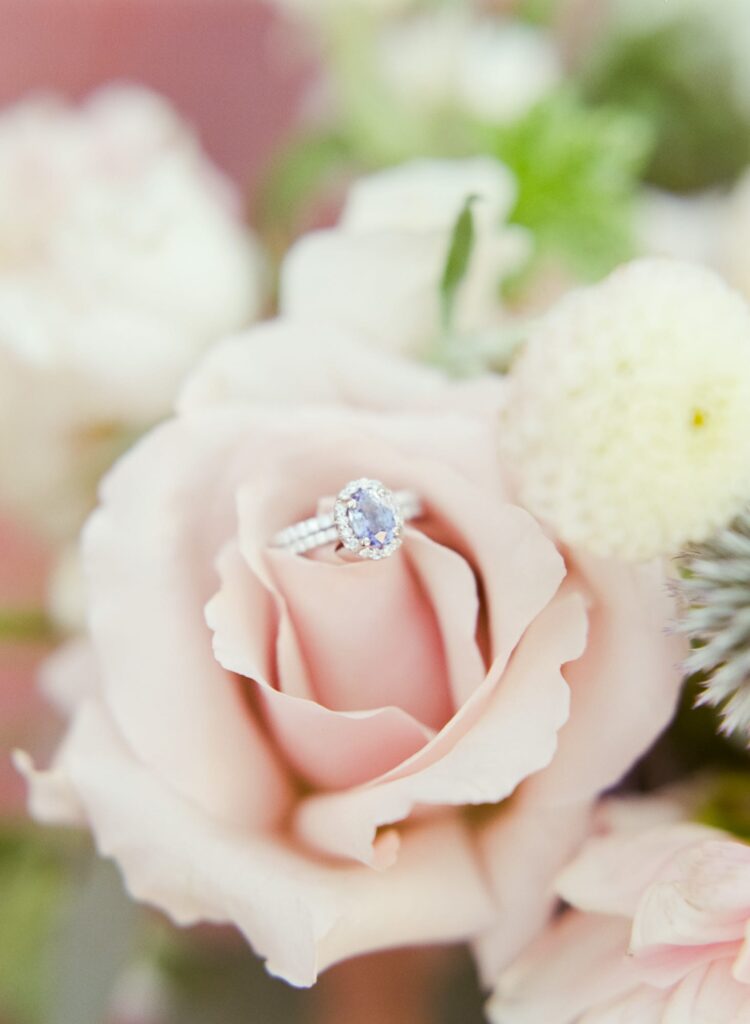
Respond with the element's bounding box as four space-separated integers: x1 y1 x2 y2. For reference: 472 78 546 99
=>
347 487 398 550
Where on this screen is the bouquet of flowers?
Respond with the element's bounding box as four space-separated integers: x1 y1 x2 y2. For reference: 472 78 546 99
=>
3 2 750 1023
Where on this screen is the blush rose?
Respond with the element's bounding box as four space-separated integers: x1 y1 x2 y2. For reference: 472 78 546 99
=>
18 320 683 985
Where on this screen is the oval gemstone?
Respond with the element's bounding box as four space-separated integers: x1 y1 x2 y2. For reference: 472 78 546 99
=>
347 487 398 550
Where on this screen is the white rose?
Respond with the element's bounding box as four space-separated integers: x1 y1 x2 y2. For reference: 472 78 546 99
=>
0 85 264 538
280 157 530 359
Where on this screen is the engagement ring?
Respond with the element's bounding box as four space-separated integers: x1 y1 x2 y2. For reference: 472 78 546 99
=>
271 478 422 560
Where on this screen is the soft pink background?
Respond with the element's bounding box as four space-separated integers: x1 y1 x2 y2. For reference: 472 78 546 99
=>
0 0 312 190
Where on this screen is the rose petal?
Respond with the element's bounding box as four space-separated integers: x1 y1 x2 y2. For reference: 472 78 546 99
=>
84 417 292 828
178 318 457 414
13 747 84 825
231 429 559 701
524 552 685 805
206 541 434 790
341 157 518 233
556 823 724 920
178 316 506 425
735 920 750 985
280 229 447 357
473 796 592 985
631 840 750 953
486 912 635 1024
295 590 586 865
23 698 496 987
265 544 453 729
655 959 750 1024
580 986 667 1024
413 485 566 682
37 637 98 715
405 528 485 709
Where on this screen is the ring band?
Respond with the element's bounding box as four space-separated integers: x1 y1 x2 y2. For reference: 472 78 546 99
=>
271 479 422 560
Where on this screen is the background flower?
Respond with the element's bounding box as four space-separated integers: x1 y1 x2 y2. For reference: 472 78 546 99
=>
376 9 561 125
0 84 264 539
280 157 530 366
488 790 750 1023
502 258 750 560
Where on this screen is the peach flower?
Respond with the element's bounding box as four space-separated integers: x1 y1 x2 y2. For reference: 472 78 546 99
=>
18 320 683 985
489 793 750 1023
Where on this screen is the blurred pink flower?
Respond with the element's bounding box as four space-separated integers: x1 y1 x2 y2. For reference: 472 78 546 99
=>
19 323 683 984
489 794 750 1023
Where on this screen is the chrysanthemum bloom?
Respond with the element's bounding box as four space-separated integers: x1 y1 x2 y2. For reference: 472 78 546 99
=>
502 259 750 561
0 85 264 538
280 157 529 361
18 316 682 985
489 792 750 1023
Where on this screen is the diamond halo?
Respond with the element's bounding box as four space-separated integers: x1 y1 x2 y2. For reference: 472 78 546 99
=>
333 478 404 560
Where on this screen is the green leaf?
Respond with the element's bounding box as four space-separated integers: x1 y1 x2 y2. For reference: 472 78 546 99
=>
254 132 353 243
633 675 748 793
439 195 478 332
696 774 750 841
481 90 653 279
0 827 71 1024
581 13 750 191
0 607 56 644
516 0 560 27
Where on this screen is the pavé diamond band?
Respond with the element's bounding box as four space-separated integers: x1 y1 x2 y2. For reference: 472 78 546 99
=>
271 479 423 560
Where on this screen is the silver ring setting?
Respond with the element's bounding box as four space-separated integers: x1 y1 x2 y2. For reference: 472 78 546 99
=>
335 478 404 560
271 478 422 560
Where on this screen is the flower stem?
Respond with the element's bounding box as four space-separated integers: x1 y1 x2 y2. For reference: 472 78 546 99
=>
0 607 56 644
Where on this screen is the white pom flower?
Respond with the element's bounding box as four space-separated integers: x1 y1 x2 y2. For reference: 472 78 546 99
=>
502 259 750 560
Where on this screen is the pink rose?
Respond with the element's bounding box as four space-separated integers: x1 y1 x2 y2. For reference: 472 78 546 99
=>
19 320 683 985
489 794 750 1023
